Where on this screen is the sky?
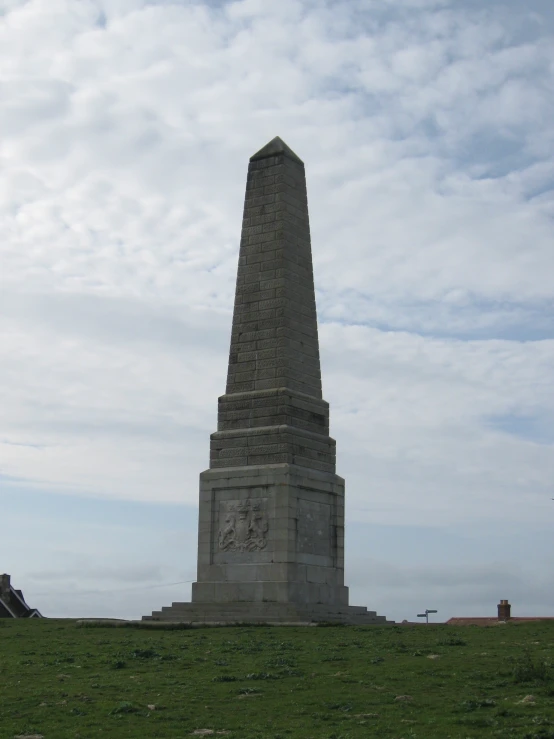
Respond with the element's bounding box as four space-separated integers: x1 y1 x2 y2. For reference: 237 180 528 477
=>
1 0 554 624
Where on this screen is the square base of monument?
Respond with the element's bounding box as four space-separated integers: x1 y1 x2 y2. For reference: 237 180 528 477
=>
195 464 347 606
143 601 393 625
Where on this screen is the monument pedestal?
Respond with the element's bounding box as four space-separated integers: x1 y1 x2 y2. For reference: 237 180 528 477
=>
194 464 347 606
143 464 391 624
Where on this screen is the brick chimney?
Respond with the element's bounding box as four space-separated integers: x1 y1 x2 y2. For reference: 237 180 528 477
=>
498 599 511 621
0 573 11 599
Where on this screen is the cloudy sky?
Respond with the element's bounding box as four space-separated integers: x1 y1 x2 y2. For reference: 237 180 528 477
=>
1 0 554 624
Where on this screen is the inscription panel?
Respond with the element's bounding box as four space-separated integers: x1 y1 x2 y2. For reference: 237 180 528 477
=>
297 499 331 557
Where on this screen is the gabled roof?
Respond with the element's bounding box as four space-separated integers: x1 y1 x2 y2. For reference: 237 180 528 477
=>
0 577 42 618
25 608 42 619
0 599 17 618
11 588 30 609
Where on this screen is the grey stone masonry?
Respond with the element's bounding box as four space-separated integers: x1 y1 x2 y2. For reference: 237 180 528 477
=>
211 137 335 472
192 465 348 607
143 138 392 626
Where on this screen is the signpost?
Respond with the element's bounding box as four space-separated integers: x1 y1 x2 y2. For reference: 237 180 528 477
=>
417 609 438 624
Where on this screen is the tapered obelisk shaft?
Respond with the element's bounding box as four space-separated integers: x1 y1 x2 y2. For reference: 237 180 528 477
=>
210 137 336 473
227 137 322 398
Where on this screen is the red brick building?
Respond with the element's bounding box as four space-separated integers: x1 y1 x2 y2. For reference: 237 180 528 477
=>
446 600 554 626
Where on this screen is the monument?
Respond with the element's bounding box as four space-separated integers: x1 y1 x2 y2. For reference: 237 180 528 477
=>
144 137 390 624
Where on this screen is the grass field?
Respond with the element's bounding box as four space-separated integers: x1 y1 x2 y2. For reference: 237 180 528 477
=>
1 619 554 738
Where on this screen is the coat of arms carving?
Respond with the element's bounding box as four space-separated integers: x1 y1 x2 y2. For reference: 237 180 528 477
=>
218 500 269 552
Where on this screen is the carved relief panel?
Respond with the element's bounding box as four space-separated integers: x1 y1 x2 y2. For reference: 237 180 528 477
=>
218 499 269 553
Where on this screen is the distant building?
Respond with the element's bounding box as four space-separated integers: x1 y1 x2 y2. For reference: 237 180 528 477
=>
0 574 42 618
446 599 554 626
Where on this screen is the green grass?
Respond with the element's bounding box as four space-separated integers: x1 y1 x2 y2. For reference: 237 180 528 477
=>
1 619 554 738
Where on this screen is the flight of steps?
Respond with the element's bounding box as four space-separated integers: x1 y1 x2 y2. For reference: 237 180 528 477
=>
142 601 393 625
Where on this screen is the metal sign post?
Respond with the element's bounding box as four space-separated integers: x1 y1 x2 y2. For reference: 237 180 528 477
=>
417 609 438 624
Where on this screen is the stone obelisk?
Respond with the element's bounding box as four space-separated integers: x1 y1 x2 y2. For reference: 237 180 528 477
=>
145 138 390 624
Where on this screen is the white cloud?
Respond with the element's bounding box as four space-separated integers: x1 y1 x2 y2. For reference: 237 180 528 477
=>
1 0 553 618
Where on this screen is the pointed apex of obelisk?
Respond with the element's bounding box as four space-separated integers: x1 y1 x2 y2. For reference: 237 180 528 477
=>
250 136 304 164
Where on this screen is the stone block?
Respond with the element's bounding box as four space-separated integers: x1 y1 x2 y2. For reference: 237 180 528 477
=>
306 566 327 584
247 453 290 465
192 582 215 602
219 447 248 458
224 564 257 582
211 456 248 467
213 583 242 602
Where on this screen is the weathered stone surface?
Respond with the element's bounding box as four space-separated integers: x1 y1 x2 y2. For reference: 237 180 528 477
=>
191 464 347 606
143 138 391 626
221 137 325 446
